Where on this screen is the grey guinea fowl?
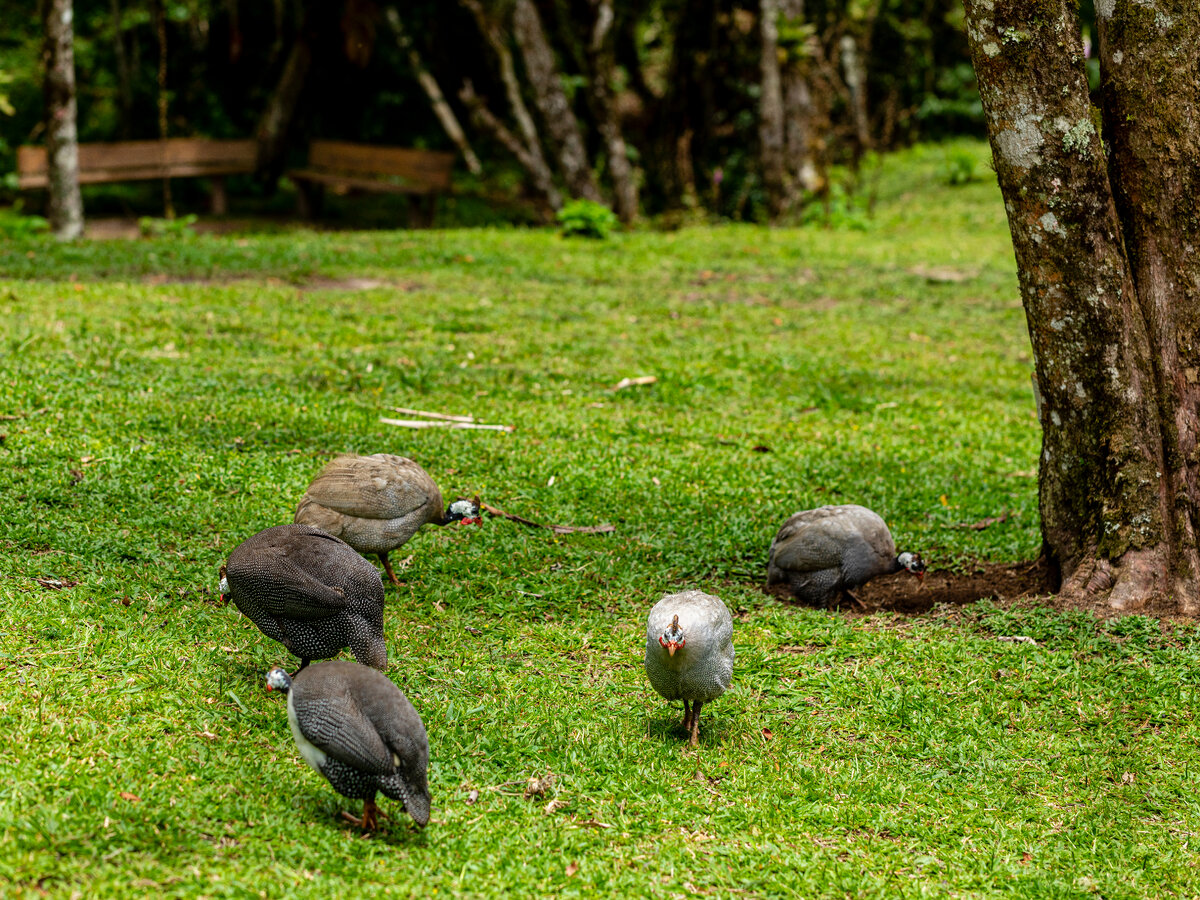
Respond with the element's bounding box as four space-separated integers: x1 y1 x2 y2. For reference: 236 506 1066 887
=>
294 454 481 586
266 661 430 830
220 523 386 672
766 504 925 608
644 590 735 746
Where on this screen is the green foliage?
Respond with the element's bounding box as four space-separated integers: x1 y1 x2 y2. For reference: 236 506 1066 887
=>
556 199 618 239
941 149 978 185
6 139 1188 899
0 204 47 237
137 213 199 239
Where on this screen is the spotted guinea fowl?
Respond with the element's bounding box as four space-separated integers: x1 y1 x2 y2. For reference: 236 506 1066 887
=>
266 661 430 830
766 504 925 608
644 590 734 746
294 454 481 586
220 523 386 672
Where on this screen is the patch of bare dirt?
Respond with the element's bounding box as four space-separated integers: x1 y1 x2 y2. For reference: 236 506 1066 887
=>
855 558 1052 614
766 558 1053 615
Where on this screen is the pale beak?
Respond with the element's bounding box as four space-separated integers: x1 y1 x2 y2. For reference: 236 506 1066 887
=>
667 642 677 656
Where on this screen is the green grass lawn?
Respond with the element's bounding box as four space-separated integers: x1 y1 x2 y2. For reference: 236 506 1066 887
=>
2 140 1198 898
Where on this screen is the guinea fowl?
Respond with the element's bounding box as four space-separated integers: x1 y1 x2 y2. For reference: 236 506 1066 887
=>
294 454 481 586
644 590 735 746
266 661 431 830
767 504 925 608
220 524 386 672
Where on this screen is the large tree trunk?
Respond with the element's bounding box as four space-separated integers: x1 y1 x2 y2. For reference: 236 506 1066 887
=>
962 0 1200 614
41 0 83 240
511 0 601 202
586 0 637 222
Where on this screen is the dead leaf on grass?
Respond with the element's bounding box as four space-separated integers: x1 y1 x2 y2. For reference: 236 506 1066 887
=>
119 792 141 803
565 862 579 877
955 511 1012 530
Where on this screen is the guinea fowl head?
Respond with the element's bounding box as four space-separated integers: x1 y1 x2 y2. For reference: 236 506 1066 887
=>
657 614 686 656
218 565 229 602
264 667 293 694
897 551 926 581
443 496 483 526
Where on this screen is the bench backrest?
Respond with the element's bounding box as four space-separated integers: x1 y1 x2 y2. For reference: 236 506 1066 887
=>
17 138 256 189
308 140 455 190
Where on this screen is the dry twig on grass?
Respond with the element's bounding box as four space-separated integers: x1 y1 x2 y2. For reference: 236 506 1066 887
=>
380 417 514 433
482 501 615 534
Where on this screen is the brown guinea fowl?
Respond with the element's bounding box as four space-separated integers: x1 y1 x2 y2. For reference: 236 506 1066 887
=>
266 662 430 830
294 454 481 586
220 524 386 672
767 504 925 608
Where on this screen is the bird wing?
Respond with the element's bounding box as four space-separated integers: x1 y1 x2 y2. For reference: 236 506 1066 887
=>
292 692 394 776
240 542 351 620
302 455 440 521
769 509 859 573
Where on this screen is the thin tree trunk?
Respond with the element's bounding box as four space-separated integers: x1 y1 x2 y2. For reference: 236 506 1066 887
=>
154 0 173 218
962 0 1200 614
587 0 637 222
41 0 83 240
511 0 601 202
459 80 561 212
779 0 817 196
110 0 133 138
386 7 481 175
255 24 314 179
838 34 870 160
759 0 786 220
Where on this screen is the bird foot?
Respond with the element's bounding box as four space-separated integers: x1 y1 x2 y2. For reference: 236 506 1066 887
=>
840 590 866 610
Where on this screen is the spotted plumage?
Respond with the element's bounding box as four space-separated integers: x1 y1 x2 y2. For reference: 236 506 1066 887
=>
266 662 431 829
766 504 925 607
644 590 734 746
222 524 386 671
294 454 481 585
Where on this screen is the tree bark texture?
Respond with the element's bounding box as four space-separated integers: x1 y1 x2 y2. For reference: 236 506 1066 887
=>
779 0 818 196
962 0 1200 614
511 0 601 202
587 0 638 222
41 0 84 240
759 0 787 220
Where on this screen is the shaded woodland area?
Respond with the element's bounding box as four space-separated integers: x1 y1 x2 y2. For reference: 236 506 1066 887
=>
0 0 984 223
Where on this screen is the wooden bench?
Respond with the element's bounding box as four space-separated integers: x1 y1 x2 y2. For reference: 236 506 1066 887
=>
17 138 255 215
287 140 455 225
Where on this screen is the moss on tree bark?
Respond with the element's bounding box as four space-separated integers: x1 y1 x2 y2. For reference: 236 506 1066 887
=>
963 0 1200 614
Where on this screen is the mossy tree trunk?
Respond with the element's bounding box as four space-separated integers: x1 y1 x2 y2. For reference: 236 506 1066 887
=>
962 0 1200 614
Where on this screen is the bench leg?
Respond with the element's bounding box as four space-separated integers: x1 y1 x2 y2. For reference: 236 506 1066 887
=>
296 181 325 219
210 177 228 216
407 194 436 228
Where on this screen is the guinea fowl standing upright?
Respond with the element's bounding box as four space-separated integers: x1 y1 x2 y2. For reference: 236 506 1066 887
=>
644 590 734 746
266 661 431 830
294 454 481 586
767 504 925 608
221 523 387 671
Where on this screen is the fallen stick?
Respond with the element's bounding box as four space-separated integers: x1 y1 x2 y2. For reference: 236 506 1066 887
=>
390 406 476 423
380 417 514 433
482 501 615 534
996 635 1038 646
612 375 657 391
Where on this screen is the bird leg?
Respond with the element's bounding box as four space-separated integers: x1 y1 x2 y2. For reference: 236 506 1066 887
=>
290 659 310 678
342 797 381 831
839 589 866 610
689 700 704 746
379 553 402 587
681 700 693 735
